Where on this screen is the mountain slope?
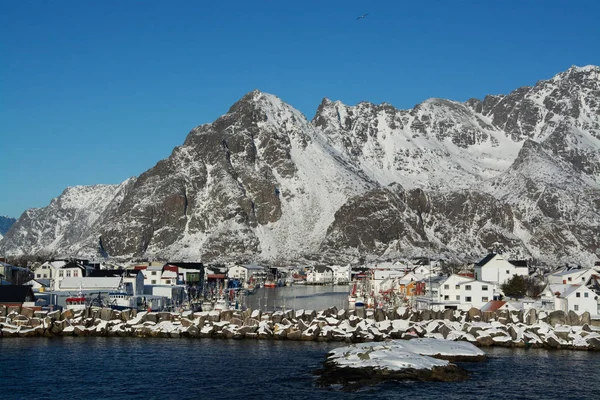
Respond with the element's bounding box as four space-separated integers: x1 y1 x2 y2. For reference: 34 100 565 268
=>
1 66 599 265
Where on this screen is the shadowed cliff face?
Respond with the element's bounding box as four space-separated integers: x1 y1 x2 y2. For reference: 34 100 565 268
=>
2 67 599 265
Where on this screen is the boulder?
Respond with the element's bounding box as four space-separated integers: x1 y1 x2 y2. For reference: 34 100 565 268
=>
525 309 537 325
476 335 494 347
7 306 21 315
467 308 481 322
100 308 113 321
442 309 455 322
567 311 579 326
61 309 74 320
579 312 591 326
545 335 561 348
548 310 567 327
586 337 600 350
374 309 387 322
20 307 35 319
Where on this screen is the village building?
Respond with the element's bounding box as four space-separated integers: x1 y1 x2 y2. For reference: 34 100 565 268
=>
88 269 145 295
329 264 351 285
53 261 88 291
547 267 596 285
0 285 36 308
227 264 266 283
474 253 529 285
540 284 599 316
306 266 333 285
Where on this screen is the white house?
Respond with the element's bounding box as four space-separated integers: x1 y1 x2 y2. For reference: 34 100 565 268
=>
541 284 599 316
434 274 497 311
329 264 351 285
228 264 266 283
53 262 87 290
306 266 333 285
474 254 529 285
547 267 596 285
35 260 66 280
140 266 163 285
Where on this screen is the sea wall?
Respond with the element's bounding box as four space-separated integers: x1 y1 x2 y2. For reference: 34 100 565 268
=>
1 305 599 351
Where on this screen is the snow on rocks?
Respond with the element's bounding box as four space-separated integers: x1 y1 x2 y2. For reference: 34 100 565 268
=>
1 304 600 351
315 339 480 389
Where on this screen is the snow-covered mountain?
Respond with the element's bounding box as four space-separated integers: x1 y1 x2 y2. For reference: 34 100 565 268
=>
0 216 17 240
1 66 599 266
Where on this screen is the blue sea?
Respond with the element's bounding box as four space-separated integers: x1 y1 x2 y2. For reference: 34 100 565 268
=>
1 337 599 400
2 286 599 399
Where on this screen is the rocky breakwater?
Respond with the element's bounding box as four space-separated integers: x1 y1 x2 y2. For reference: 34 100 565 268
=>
314 338 486 390
1 305 599 351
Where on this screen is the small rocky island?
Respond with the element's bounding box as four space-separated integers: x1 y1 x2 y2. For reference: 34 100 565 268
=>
315 338 486 390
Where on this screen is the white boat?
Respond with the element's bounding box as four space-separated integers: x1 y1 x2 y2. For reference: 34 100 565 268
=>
108 292 139 310
65 294 87 311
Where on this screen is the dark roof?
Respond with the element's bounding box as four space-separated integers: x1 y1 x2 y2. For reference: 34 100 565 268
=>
509 260 528 267
0 285 35 303
88 269 142 278
61 261 86 270
165 262 203 270
314 265 333 273
476 253 497 267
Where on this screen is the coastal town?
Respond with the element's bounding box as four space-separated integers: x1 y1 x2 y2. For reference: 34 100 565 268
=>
0 253 600 319
1 253 599 317
2 253 600 345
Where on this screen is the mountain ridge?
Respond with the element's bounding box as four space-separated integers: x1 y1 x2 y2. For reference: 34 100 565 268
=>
2 66 599 266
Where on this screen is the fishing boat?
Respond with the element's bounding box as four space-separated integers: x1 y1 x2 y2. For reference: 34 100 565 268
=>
108 292 139 310
264 280 277 288
65 294 87 311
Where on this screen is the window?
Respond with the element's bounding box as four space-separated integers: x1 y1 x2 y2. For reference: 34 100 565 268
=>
165 280 171 284
43 274 47 278
584 292 589 298
444 284 449 289
506 270 509 274
455 285 460 289
66 270 71 277
574 305 579 311
151 280 157 284
59 271 64 277
568 277 572 281
74 271 78 277
151 271 157 276
466 296 472 302
444 295 449 300
576 293 581 298
482 285 488 291
482 297 489 302
36 274 41 278
465 285 472 291
456 295 460 301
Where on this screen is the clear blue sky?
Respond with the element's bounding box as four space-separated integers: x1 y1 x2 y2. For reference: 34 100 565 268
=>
1 0 598 218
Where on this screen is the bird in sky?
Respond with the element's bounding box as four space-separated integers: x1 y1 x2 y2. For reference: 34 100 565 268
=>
357 13 368 20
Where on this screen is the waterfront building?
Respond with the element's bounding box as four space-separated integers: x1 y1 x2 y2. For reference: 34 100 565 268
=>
306 266 333 285
540 284 600 316
474 253 528 285
547 267 596 285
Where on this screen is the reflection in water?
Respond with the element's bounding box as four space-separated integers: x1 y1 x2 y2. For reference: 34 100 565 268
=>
244 285 350 311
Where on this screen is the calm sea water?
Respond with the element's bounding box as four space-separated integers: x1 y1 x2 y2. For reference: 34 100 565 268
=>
1 338 599 400
2 287 599 399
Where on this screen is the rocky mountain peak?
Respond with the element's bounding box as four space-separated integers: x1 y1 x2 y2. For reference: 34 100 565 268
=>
2 66 599 265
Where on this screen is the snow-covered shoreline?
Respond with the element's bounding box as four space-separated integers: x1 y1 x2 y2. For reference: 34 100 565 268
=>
1 305 600 351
